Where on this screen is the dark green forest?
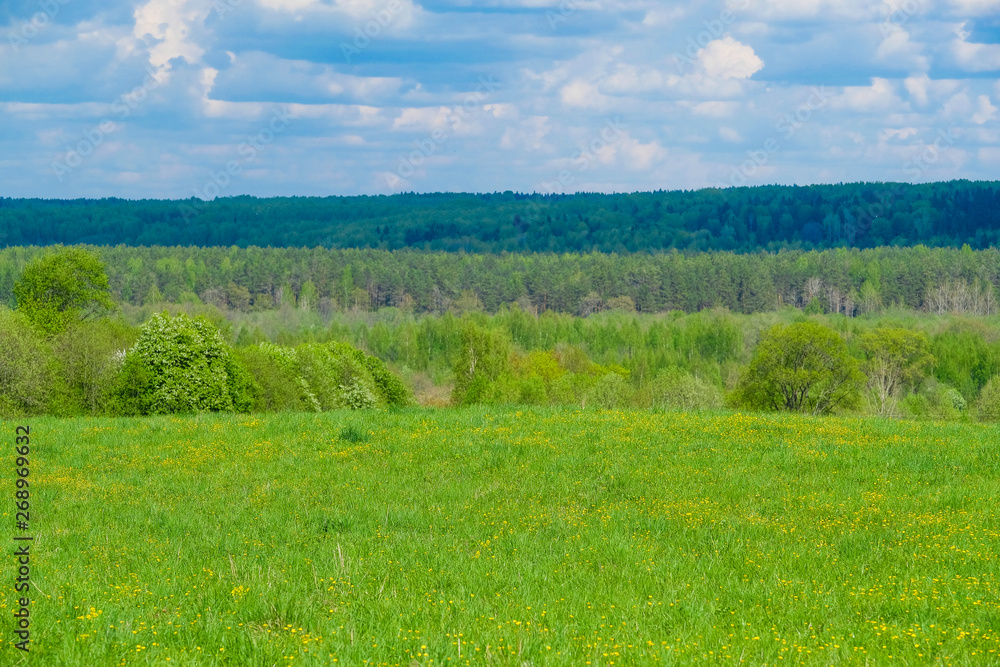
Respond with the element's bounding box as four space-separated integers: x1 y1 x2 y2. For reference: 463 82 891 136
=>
2 180 999 252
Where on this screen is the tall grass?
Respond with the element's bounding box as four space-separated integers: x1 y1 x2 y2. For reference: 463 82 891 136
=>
3 408 1000 664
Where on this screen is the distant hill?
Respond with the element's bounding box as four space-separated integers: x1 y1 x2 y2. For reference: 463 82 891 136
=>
1 180 999 252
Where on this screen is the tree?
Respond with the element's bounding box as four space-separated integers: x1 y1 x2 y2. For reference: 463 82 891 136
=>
452 323 512 405
858 327 934 417
733 321 864 415
13 247 115 334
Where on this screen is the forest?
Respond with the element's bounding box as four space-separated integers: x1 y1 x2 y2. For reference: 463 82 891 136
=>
4 247 1000 423
2 180 1000 252
1 244 999 317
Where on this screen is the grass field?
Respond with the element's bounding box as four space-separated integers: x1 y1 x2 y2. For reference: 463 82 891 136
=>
3 408 1000 665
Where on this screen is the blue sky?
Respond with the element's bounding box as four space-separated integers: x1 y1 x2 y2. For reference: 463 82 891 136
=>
1 0 998 198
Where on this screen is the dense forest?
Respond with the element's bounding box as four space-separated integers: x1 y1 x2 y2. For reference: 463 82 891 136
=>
1 244 998 317
2 180 1000 252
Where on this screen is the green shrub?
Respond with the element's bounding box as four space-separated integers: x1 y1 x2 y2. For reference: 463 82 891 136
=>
901 380 967 420
587 372 633 409
328 341 412 407
297 343 381 410
650 368 723 411
549 372 598 405
0 308 55 417
236 344 311 412
976 376 1000 421
453 323 512 405
110 312 258 415
480 374 523 405
241 340 406 412
48 318 138 415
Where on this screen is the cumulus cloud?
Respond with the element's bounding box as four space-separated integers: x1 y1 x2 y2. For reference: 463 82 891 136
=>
697 36 764 80
0 0 998 197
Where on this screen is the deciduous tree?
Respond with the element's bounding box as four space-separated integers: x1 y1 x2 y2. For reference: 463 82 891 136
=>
13 247 115 334
733 321 863 415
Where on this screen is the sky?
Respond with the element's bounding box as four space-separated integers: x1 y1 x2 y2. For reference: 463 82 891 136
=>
1 0 998 199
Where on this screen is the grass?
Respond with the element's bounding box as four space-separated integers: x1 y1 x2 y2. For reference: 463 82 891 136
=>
3 407 1000 665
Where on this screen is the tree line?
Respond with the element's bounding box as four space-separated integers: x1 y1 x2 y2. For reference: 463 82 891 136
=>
2 244 1000 317
5 248 1000 422
1 249 411 418
1 180 999 252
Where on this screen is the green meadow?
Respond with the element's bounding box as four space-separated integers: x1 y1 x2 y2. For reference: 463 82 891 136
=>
3 408 1000 665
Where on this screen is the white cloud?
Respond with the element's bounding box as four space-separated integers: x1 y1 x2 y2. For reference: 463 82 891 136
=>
499 116 550 151
833 77 902 112
953 38 1000 72
945 0 1000 15
875 27 929 71
697 37 763 80
641 6 685 27
719 126 742 142
617 134 668 170
132 0 208 69
392 106 453 131
972 94 998 125
690 101 741 117
560 79 606 108
879 127 918 141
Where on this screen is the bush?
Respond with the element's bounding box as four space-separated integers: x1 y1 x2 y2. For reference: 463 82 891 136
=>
0 308 55 417
328 341 412 407
587 372 633 409
650 368 723 411
297 343 381 410
236 343 311 412
453 323 512 405
240 340 408 412
976 375 1000 421
901 379 967 420
48 319 138 416
110 312 259 415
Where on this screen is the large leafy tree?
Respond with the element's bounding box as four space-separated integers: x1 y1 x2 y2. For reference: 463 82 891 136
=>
733 321 864 415
13 247 115 335
858 327 934 417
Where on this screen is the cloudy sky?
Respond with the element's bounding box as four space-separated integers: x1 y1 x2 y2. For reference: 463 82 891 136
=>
1 0 998 198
